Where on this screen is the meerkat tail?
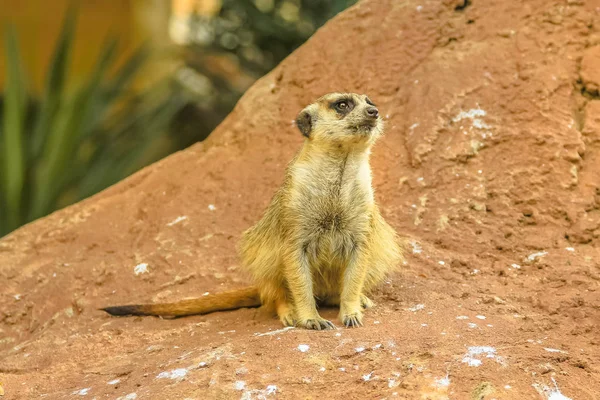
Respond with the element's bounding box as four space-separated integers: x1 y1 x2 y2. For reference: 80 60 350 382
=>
100 286 261 318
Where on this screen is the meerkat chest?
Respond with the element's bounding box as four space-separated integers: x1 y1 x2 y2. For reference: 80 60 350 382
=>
289 158 374 237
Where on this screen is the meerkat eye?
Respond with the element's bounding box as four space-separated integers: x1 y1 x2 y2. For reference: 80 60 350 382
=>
331 99 354 114
336 101 348 110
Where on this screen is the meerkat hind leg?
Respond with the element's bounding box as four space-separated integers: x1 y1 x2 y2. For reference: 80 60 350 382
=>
360 294 374 309
322 294 372 310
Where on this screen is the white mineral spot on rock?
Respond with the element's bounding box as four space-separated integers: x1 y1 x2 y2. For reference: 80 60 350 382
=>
439 260 445 265
236 367 248 375
266 385 277 395
511 263 521 269
472 119 491 129
476 315 486 320
411 241 422 254
297 344 310 352
362 371 374 381
339 367 346 372
505 385 512 389
416 5 423 11
254 326 295 337
156 368 188 380
374 320 380 324
407 304 425 312
453 108 487 122
355 347 365 353
234 381 246 391
373 344 382 349
533 377 572 400
456 315 469 320
167 215 188 226
409 123 419 130
487 324 493 328
527 251 548 262
421 323 428 327
134 263 149 275
107 379 120 385
319 366 326 372
468 323 478 329
72 388 91 396
388 378 398 388
208 204 216 211
335 332 342 337
471 269 480 274
544 348 568 354
115 394 138 400
453 108 491 133
433 375 450 388
565 247 575 252
461 346 505 367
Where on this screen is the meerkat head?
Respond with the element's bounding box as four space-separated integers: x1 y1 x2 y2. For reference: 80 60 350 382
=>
295 93 384 148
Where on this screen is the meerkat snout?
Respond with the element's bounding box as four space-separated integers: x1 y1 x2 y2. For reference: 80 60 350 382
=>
365 106 379 118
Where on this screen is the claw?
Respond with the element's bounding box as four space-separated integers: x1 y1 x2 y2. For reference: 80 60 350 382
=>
342 313 364 328
298 318 336 330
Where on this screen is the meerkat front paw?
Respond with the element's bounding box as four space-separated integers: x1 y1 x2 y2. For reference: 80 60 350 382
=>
297 317 336 330
340 301 364 328
340 310 364 328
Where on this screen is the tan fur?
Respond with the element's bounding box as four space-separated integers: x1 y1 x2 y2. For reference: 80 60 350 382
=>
102 93 403 330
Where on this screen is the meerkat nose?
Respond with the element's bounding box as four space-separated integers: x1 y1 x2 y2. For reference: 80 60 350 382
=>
366 106 379 118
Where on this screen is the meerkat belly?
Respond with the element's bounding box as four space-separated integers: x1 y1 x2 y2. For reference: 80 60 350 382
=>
303 204 370 298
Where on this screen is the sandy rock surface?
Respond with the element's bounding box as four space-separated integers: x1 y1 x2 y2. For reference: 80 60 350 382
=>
1 0 600 399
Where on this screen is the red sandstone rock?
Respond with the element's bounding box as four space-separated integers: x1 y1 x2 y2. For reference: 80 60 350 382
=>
1 0 599 398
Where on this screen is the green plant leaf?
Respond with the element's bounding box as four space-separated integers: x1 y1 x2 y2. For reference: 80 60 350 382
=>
30 36 118 220
1 25 27 234
81 42 149 140
106 42 150 99
76 85 187 200
30 4 77 160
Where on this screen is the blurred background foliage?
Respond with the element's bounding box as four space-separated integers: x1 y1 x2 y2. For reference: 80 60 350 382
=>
0 0 357 237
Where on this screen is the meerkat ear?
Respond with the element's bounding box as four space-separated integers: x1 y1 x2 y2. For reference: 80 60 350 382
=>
295 109 313 138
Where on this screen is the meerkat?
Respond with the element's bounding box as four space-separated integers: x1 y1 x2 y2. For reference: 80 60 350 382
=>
102 92 403 330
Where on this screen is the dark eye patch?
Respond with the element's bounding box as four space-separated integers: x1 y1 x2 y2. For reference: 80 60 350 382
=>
365 97 376 106
330 97 355 116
